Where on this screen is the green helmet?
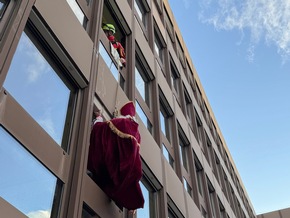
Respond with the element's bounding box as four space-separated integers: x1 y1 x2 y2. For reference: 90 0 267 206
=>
102 24 115 34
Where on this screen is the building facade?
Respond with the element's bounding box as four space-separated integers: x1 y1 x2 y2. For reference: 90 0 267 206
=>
0 0 256 217
257 208 290 218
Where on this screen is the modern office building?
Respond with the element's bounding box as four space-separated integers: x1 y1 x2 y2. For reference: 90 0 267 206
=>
257 208 290 218
0 0 257 217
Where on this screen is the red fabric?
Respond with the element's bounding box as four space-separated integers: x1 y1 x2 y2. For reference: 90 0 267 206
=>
87 118 144 210
120 101 135 117
107 35 126 60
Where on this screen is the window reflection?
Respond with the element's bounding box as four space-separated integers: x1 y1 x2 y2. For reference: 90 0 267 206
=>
137 180 158 218
136 100 152 132
137 183 150 217
0 126 60 217
3 31 74 147
99 42 119 81
0 0 9 19
135 66 146 100
66 0 87 28
162 144 174 168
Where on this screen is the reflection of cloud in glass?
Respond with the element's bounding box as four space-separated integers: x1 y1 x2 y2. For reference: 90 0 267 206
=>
0 127 57 216
3 32 71 145
27 210 51 218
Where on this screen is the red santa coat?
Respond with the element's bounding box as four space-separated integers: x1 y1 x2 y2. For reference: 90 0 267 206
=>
87 117 144 210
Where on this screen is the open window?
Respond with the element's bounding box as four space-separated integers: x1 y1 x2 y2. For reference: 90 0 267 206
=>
98 0 131 89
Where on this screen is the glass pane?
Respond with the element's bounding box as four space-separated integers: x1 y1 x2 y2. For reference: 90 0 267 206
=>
136 101 149 129
159 111 166 135
0 126 59 217
66 0 86 26
0 0 9 19
137 183 150 217
135 67 145 100
162 144 174 168
99 42 119 81
3 32 72 146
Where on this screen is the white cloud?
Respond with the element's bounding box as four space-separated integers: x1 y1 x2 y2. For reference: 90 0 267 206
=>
199 0 290 62
20 33 50 83
26 210 51 218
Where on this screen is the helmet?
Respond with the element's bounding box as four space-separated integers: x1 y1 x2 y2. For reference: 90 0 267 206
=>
102 23 116 34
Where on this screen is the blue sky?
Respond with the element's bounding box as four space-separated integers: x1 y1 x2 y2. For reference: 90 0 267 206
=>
168 0 290 215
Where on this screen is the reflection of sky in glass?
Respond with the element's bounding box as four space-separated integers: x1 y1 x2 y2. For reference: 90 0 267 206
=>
159 111 166 135
66 0 85 25
0 127 57 217
99 42 119 81
162 143 170 163
136 101 147 127
135 67 145 100
136 182 149 218
3 32 70 145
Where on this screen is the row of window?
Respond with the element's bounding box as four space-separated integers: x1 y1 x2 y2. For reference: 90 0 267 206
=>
0 0 255 217
92 0 255 217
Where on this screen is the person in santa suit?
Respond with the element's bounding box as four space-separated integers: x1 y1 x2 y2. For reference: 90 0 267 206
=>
88 101 144 210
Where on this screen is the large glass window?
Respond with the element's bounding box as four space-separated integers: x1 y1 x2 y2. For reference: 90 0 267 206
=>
0 0 9 19
3 30 76 149
0 126 61 217
137 180 158 218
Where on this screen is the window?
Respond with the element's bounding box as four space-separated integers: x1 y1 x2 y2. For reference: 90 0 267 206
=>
162 143 174 168
137 179 159 218
195 114 204 148
164 7 174 41
154 27 165 65
0 126 61 217
82 203 99 218
201 206 207 218
66 0 88 29
0 0 9 19
167 196 184 218
184 87 193 126
136 100 152 132
3 29 76 149
195 158 204 197
178 127 189 172
183 177 192 197
135 51 154 133
99 42 119 81
134 0 149 31
218 199 227 218
159 101 172 142
170 60 180 99
176 36 185 67
194 82 203 108
208 181 217 218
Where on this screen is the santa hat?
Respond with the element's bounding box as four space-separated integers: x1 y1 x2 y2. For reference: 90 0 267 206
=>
120 102 136 117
